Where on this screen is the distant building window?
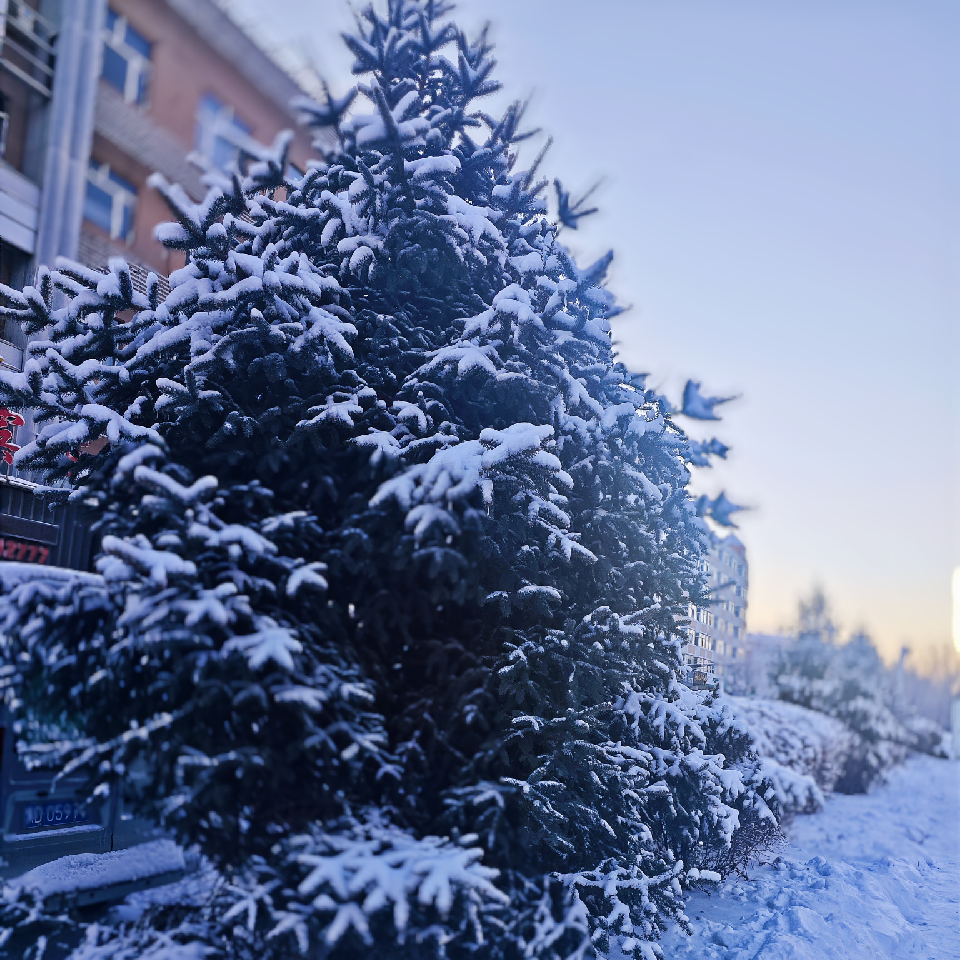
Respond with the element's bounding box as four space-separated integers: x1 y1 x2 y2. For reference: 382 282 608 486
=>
102 8 151 104
194 93 252 171
84 161 137 241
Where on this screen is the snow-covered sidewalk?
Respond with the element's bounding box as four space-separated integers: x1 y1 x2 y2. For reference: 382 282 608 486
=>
659 754 960 959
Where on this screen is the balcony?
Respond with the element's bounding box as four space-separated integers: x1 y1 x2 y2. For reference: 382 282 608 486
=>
0 0 56 99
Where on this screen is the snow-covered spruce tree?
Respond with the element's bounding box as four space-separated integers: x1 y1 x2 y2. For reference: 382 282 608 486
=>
0 2 777 956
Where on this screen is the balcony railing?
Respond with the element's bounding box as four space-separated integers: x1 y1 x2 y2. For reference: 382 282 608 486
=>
0 0 56 98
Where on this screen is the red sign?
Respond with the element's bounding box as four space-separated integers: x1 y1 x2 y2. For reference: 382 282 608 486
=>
0 408 24 466
0 539 50 564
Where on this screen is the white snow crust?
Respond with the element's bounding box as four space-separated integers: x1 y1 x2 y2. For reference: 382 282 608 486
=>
654 754 960 959
8 839 185 898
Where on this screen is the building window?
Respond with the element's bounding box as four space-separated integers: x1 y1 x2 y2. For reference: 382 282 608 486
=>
101 8 151 104
194 93 252 171
84 161 137 241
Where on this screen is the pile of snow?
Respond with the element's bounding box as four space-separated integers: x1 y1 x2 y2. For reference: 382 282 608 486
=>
729 696 857 814
655 754 960 959
6 840 184 900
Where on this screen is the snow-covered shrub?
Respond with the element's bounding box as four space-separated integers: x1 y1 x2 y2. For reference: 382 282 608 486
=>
726 696 857 814
0 2 778 956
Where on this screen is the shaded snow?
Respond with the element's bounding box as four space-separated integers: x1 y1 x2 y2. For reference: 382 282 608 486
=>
655 755 960 959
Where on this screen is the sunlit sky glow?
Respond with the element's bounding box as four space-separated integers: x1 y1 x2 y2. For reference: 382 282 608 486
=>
223 0 958 659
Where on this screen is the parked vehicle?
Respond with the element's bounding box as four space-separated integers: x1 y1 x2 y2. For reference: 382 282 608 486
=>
0 563 183 900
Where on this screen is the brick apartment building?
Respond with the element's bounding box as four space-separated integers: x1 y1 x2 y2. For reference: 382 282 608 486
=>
0 0 317 571
684 533 750 687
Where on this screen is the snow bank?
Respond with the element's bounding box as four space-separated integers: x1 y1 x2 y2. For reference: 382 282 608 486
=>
654 754 960 959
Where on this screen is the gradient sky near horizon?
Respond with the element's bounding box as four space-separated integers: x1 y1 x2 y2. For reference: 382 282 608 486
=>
225 0 958 660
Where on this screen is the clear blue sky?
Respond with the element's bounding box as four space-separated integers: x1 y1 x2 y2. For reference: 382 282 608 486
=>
225 0 958 659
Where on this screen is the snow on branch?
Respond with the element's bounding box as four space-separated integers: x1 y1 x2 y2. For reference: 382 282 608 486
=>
272 820 506 949
222 618 303 672
99 535 197 586
371 422 569 535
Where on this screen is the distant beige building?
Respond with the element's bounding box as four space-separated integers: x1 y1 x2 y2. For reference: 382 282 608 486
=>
684 534 749 686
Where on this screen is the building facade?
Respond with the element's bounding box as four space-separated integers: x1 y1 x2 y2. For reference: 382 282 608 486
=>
0 0 317 573
684 533 749 687
78 0 316 277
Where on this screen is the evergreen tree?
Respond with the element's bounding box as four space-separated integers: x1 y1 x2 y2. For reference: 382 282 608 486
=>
0 2 777 956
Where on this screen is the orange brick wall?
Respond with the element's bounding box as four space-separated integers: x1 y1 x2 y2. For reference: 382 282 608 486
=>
89 0 316 274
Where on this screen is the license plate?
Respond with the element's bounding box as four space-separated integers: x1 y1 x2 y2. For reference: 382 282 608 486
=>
19 800 92 832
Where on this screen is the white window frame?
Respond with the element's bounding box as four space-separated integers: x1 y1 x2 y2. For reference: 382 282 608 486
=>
85 161 137 242
102 9 151 105
194 92 253 171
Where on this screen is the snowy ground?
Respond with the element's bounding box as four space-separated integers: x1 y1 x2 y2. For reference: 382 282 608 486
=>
658 754 960 959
